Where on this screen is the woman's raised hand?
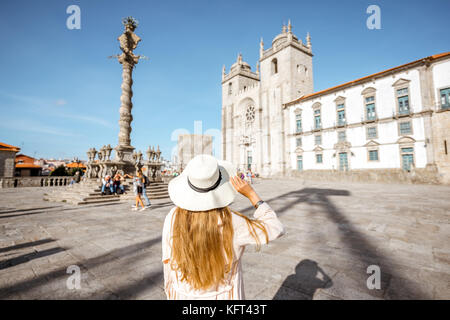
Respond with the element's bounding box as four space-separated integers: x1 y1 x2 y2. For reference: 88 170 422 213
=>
230 175 261 207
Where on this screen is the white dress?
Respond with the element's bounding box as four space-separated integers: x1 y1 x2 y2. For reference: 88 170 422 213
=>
161 202 285 300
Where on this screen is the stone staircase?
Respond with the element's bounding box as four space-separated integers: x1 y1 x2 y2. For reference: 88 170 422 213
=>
44 179 170 205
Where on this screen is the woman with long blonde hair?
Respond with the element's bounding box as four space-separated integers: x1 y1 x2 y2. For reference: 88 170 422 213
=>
162 155 285 299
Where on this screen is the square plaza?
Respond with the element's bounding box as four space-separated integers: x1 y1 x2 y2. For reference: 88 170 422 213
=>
0 1 449 302
0 179 448 299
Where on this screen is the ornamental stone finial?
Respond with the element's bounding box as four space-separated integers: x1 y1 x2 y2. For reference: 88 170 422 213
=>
259 38 264 58
306 32 311 48
282 23 287 34
287 20 293 41
105 144 113 160
237 52 242 64
222 65 226 80
156 145 161 160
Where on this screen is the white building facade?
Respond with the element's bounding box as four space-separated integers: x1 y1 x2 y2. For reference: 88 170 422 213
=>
221 22 450 183
286 53 450 181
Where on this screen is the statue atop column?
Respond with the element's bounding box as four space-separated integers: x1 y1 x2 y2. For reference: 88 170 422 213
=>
114 16 142 162
84 18 164 180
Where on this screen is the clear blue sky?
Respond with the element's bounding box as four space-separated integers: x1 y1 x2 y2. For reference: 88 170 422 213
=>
0 0 449 161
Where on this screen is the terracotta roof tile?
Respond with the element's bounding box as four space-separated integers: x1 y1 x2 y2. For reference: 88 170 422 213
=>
66 162 86 168
15 163 41 169
0 142 21 152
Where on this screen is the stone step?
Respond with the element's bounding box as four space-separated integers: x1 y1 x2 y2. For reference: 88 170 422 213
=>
45 182 170 205
92 186 167 192
147 194 170 200
82 195 121 201
88 190 168 198
148 195 170 200
120 193 169 200
77 193 169 205
88 189 168 196
77 198 121 205
121 191 169 197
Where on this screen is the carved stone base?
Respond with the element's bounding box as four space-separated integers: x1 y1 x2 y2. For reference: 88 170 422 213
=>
144 163 163 182
114 145 135 163
121 162 140 176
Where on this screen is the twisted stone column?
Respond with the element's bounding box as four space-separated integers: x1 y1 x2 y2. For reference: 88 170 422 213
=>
118 62 134 147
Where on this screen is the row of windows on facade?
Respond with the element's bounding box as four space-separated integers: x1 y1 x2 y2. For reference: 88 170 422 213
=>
294 87 450 133
295 147 415 171
297 150 379 164
295 120 413 148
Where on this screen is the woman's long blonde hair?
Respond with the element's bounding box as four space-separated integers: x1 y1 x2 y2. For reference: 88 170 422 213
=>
170 206 268 290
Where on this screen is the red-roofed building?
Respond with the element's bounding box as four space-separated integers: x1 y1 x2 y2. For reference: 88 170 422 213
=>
15 154 42 177
66 162 86 169
0 142 21 177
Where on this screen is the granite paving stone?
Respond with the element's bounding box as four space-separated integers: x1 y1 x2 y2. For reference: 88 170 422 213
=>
0 179 449 299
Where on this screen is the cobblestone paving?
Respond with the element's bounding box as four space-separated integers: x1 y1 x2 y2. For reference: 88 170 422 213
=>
0 179 449 299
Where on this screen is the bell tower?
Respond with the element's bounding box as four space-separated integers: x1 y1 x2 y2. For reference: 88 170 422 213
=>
259 21 314 175
260 20 313 103
221 53 260 164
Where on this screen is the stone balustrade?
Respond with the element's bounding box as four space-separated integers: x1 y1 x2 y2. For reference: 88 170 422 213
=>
85 144 164 180
0 176 73 188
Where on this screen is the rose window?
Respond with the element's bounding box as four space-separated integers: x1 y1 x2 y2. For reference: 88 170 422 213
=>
245 105 256 122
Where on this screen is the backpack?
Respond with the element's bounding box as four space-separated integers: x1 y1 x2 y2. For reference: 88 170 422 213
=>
143 175 150 187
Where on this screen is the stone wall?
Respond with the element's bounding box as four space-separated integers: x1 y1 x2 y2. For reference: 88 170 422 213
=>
282 167 442 185
177 134 213 170
431 109 450 184
0 176 72 188
0 150 16 177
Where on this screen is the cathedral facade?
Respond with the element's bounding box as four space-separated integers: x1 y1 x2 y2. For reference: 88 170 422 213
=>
221 23 450 183
221 22 312 176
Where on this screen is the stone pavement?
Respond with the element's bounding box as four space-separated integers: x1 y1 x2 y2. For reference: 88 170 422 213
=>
0 179 449 300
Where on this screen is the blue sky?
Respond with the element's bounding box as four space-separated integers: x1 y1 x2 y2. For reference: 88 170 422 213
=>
0 0 449 161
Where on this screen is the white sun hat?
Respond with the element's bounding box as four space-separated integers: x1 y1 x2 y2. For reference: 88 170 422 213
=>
168 154 238 211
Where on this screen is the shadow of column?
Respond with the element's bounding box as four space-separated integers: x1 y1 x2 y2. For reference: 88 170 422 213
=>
236 186 429 299
0 236 161 298
0 247 67 271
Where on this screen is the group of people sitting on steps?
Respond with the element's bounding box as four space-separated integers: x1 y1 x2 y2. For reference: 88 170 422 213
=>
101 169 151 211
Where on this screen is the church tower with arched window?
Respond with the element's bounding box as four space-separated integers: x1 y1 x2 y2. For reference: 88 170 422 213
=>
221 21 314 176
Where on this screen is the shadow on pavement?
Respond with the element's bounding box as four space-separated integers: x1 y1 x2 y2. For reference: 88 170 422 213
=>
0 247 67 271
0 202 126 219
239 186 428 299
101 270 164 299
0 238 56 254
0 206 63 215
273 259 332 300
0 236 161 299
